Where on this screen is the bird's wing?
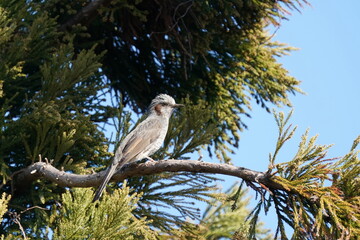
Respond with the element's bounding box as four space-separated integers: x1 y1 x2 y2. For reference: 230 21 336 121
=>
93 119 163 202
121 123 162 162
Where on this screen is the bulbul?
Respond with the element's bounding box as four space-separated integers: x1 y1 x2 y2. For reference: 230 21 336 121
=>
93 94 183 201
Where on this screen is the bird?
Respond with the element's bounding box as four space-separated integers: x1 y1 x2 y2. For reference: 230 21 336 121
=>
93 94 183 201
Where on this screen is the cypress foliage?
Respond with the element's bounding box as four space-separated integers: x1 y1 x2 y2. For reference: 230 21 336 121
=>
1 0 359 239
52 184 157 239
245 112 360 239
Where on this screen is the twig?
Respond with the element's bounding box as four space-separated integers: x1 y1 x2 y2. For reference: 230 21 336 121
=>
150 0 194 37
20 206 48 214
7 205 48 240
8 211 27 240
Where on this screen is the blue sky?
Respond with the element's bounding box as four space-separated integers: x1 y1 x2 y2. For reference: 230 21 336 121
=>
240 0 360 170
206 0 360 235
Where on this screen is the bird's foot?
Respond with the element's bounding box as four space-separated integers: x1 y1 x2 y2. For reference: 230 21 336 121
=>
145 156 156 165
146 156 155 162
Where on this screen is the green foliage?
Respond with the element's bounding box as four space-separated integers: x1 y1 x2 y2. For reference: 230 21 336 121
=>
53 0 307 162
17 41 108 165
0 193 10 223
0 2 59 115
120 172 221 236
0 193 12 240
0 7 15 45
163 97 220 159
0 0 114 234
201 183 272 240
51 184 157 239
153 183 272 240
205 30 302 162
0 6 20 101
4 0 357 239
246 111 360 239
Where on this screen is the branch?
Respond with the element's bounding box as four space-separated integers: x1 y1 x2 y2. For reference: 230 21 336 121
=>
14 160 284 191
60 0 112 31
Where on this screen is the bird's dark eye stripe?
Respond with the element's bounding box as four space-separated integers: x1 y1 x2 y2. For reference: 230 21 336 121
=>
161 102 169 106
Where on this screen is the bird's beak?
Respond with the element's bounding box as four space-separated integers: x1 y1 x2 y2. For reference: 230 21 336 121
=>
172 104 184 108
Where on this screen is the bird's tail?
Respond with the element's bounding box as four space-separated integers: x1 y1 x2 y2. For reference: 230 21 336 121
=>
93 164 118 202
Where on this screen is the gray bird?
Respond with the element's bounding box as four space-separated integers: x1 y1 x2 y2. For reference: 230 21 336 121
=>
93 94 183 201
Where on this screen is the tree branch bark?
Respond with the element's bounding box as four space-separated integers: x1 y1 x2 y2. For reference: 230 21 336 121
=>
14 159 284 191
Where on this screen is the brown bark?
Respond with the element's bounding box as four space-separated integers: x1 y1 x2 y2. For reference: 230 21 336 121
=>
14 159 284 191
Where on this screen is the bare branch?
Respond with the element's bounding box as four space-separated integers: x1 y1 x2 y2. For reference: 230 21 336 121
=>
20 206 49 214
14 160 284 191
8 211 27 240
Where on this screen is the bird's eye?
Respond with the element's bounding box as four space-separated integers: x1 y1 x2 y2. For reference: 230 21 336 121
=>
161 103 168 106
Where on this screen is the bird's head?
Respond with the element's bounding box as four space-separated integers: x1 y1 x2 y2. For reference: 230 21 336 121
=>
148 94 184 117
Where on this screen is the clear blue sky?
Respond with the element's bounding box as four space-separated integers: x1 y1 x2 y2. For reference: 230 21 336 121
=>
205 0 360 235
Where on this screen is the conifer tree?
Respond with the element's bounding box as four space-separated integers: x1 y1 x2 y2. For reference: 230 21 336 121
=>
0 0 359 239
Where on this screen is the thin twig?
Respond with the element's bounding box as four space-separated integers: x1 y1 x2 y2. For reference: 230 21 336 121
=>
8 212 27 240
20 206 48 214
150 0 194 37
